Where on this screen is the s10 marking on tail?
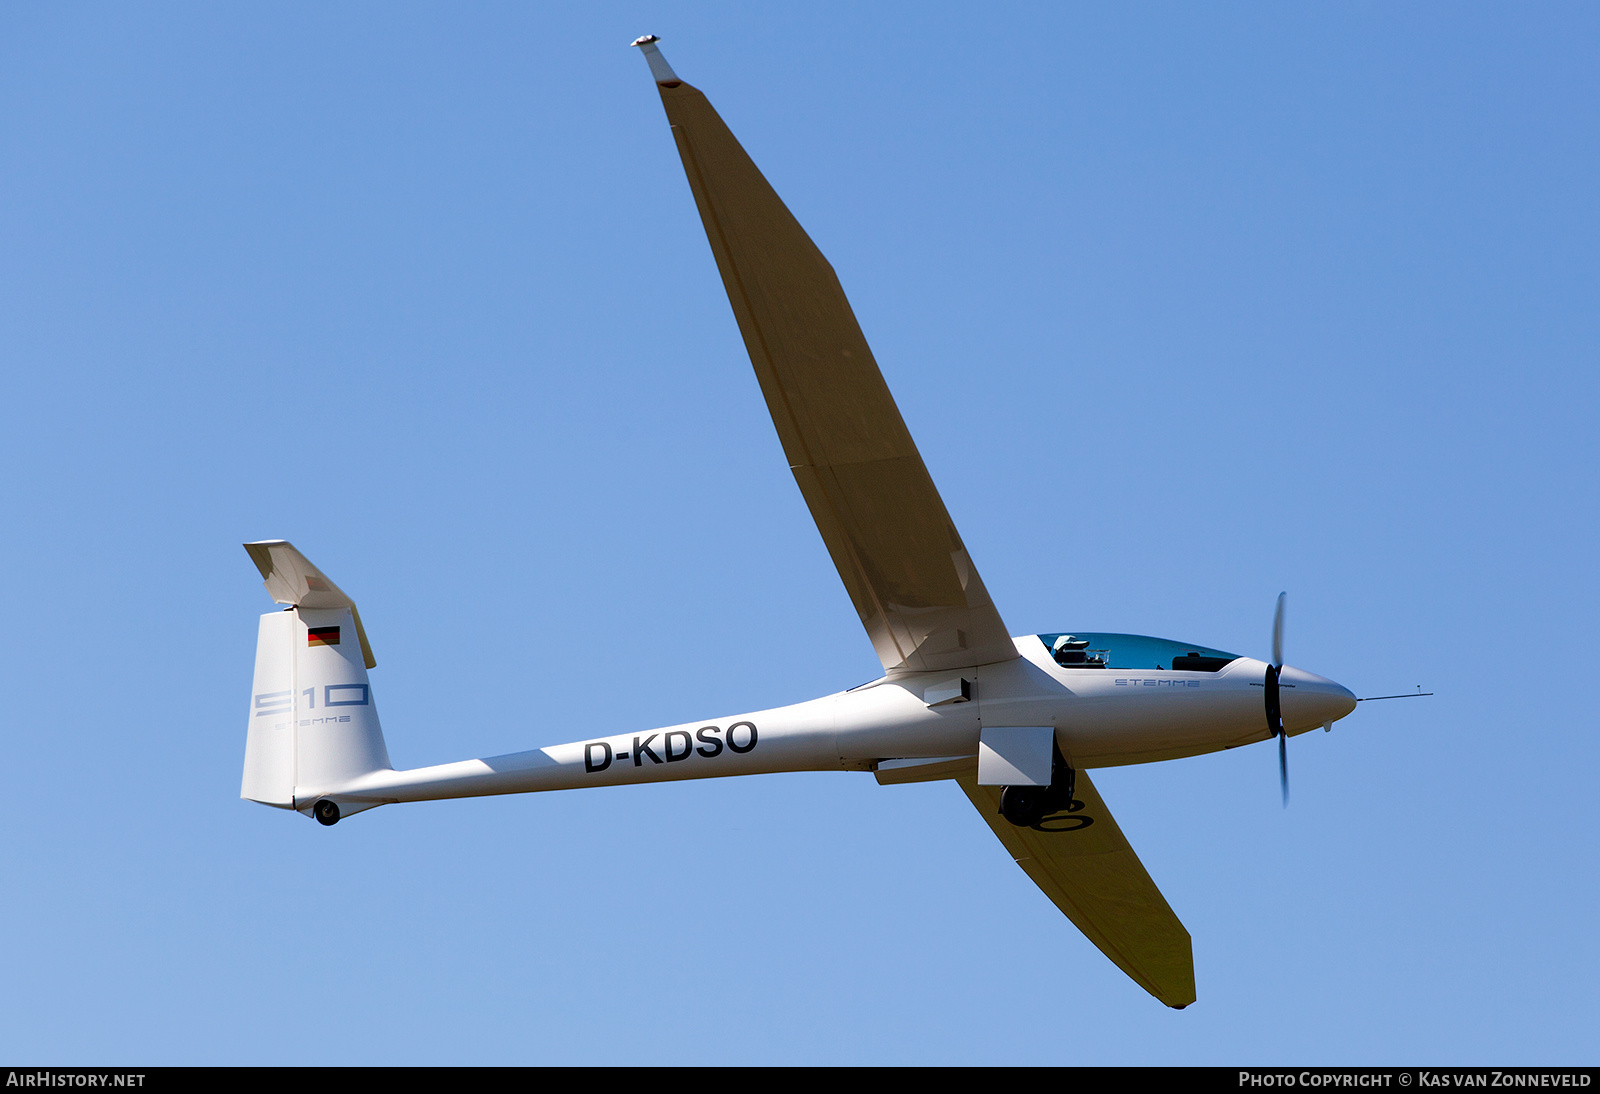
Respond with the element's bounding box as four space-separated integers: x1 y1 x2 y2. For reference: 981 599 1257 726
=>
254 684 370 713
255 691 292 717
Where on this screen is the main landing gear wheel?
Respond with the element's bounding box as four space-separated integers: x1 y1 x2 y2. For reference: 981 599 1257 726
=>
313 799 341 826
1000 785 1050 827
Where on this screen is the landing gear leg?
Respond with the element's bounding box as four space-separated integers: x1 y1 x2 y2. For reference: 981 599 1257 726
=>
1049 748 1077 815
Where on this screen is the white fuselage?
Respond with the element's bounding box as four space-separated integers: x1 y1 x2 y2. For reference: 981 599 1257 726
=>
316 637 1356 813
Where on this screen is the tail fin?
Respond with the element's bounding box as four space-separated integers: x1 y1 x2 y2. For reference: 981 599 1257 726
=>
241 542 393 818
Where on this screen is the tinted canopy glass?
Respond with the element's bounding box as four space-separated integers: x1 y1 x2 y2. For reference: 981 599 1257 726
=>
1038 632 1242 671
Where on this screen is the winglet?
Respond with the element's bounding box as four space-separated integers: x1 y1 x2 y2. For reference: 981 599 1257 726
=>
243 540 376 669
630 34 681 86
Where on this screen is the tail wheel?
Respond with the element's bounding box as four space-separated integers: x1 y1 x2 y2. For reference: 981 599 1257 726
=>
313 799 341 826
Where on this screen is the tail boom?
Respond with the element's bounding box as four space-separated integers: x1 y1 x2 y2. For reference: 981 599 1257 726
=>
302 695 849 809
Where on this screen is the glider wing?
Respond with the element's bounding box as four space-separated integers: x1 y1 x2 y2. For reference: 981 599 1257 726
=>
958 770 1197 1008
643 42 1017 676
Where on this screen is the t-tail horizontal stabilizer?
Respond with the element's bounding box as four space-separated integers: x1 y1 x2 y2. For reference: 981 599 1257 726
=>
241 541 393 821
244 540 376 668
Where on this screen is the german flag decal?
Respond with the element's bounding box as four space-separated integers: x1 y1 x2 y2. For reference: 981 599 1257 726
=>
307 626 341 647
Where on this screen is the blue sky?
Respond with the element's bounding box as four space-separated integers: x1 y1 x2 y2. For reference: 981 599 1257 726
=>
1 3 1595 1064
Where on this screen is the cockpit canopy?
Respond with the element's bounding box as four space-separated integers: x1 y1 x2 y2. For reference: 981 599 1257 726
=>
1038 632 1242 672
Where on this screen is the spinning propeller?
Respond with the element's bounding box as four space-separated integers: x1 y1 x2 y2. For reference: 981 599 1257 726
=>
1265 592 1288 806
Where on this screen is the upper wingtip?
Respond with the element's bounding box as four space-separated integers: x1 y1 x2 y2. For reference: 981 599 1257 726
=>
629 33 681 86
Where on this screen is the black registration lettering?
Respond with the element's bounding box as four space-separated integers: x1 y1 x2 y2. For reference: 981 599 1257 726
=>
726 721 758 754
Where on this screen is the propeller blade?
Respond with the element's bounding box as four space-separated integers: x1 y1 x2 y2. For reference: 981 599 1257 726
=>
1271 591 1286 669
1266 593 1289 806
1279 726 1289 807
1264 654 1287 808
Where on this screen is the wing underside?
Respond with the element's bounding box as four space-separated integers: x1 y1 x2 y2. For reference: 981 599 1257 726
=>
958 770 1197 1008
648 62 1016 676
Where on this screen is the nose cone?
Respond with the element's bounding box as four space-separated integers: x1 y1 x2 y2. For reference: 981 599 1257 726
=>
1278 666 1357 731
